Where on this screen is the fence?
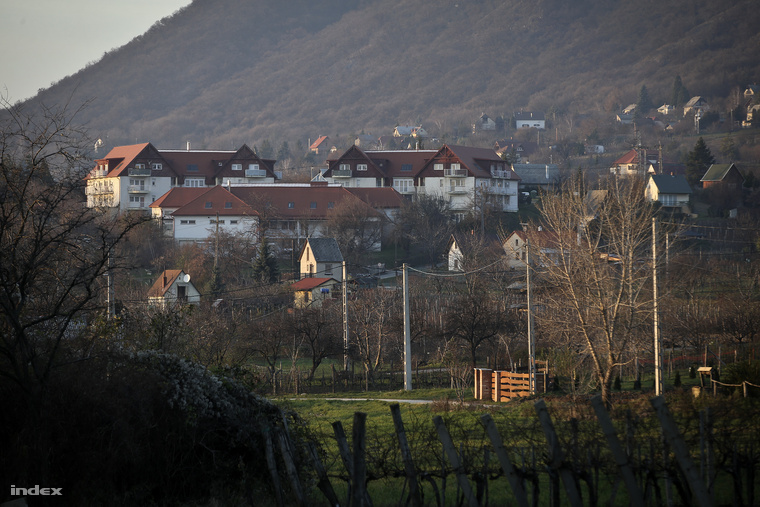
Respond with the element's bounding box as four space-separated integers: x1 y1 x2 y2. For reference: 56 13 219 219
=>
474 360 551 402
266 396 759 506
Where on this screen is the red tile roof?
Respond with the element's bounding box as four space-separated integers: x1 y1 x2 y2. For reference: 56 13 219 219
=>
345 187 405 208
230 184 380 219
150 187 213 209
291 277 337 291
171 185 258 217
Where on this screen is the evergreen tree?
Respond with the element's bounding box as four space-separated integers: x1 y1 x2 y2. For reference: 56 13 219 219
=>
685 137 715 186
252 241 280 283
277 141 291 161
636 85 653 116
671 75 690 108
258 139 274 159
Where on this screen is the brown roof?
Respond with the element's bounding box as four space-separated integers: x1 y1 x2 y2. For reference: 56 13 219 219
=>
150 187 213 209
230 184 380 219
171 185 258 217
418 145 508 179
345 187 405 209
291 277 337 291
147 269 184 298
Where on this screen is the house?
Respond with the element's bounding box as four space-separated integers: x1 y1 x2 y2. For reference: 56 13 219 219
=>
309 136 331 155
85 142 278 213
291 277 340 309
445 232 502 271
473 113 496 132
502 229 563 270
743 85 760 100
610 148 656 177
616 113 634 125
167 186 259 245
515 112 545 129
323 144 521 215
150 187 215 236
230 182 384 251
684 96 710 117
645 174 692 212
147 269 201 308
393 126 428 138
622 104 637 115
658 104 675 115
511 164 560 192
494 139 538 163
299 237 344 281
700 163 745 190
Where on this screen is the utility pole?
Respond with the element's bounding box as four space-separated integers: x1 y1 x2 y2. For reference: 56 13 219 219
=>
403 263 413 391
526 235 535 395
343 261 349 371
653 218 662 396
106 247 115 319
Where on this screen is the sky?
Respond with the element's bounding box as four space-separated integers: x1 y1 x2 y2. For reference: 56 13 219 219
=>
0 0 192 103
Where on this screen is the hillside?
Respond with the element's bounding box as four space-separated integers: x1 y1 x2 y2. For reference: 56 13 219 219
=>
20 0 760 151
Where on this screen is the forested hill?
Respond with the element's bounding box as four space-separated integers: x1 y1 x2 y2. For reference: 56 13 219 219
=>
22 0 760 150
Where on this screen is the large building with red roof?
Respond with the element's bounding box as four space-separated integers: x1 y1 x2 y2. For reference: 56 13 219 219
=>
322 144 520 217
85 142 279 212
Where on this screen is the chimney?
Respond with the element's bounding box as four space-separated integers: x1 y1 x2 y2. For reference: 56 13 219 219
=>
186 141 191 151
163 273 167 287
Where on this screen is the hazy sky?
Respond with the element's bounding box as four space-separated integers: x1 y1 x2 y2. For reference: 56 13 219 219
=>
0 0 192 102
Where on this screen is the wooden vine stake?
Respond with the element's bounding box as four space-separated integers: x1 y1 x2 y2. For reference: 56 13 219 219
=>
590 395 645 507
433 415 479 507
534 400 583 507
480 413 529 507
650 396 713 507
390 404 423 507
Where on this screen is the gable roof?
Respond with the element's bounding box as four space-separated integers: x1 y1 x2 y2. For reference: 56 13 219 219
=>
511 164 558 185
514 111 545 121
303 237 344 263
171 185 258 217
418 144 509 179
310 136 330 150
90 142 177 179
147 269 185 298
231 184 380 219
291 277 338 291
649 174 692 194
701 163 743 183
150 187 214 209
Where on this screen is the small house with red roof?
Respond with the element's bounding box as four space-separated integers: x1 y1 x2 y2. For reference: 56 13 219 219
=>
299 237 344 281
291 277 339 309
147 269 201 308
502 229 564 270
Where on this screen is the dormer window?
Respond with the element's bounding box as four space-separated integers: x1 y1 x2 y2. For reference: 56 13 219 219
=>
288 202 295 209
152 163 162 171
225 202 232 209
205 202 212 209
357 164 368 171
232 163 242 171
187 164 198 172
401 164 412 172
249 164 259 171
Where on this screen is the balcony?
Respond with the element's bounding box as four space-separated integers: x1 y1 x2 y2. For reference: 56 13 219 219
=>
491 169 512 179
128 167 151 177
128 185 148 193
332 169 352 178
245 168 267 178
444 168 468 177
447 186 468 194
86 185 113 196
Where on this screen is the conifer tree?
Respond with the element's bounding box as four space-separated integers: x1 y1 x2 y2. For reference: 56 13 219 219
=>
685 137 715 185
252 241 280 283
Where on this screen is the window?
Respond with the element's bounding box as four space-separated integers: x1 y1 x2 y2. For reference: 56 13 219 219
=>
434 163 443 171
152 178 156 186
232 163 242 171
339 163 350 171
205 202 212 209
310 202 317 209
152 163 162 171
248 163 259 171
210 219 224 224
229 220 238 224
357 164 368 171
135 163 145 169
325 263 333 275
288 202 295 208
401 164 412 172
328 202 334 209
187 164 198 172
184 178 205 187
225 202 232 209
179 219 196 225
451 163 460 171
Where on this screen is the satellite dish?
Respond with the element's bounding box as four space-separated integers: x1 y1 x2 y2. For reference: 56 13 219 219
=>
183 274 191 283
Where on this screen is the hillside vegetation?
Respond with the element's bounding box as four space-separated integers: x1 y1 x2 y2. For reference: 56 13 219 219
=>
19 0 760 150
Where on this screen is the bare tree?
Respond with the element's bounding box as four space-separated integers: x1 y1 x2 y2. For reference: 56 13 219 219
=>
326 197 384 266
532 177 658 405
287 306 341 380
0 97 146 410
